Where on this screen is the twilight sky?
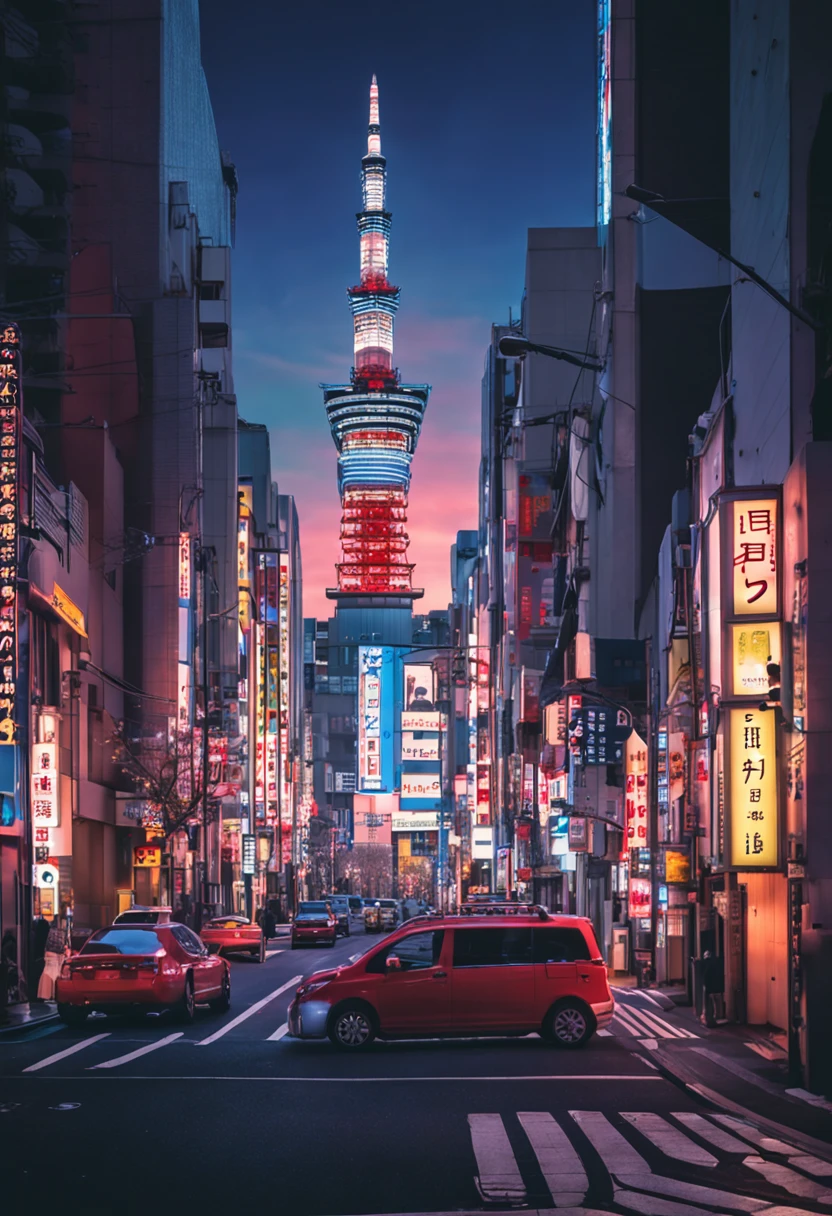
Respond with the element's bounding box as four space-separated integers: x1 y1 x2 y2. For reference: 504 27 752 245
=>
199 0 596 619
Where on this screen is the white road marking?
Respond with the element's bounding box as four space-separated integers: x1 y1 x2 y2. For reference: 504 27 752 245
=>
22 1033 111 1073
517 1111 588 1207
196 975 302 1045
89 1032 183 1070
786 1155 832 1179
569 1111 648 1175
597 1028 613 1037
623 1004 696 1040
742 1155 832 1203
613 1005 652 1036
614 1188 724 1216
266 1022 290 1042
710 1114 799 1156
671 1111 753 1153
621 1112 717 1166
467 1113 526 1205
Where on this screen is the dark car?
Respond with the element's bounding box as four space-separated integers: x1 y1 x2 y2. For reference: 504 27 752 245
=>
291 902 337 949
324 895 351 938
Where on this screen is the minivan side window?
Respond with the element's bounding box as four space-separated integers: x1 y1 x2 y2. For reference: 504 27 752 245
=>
533 928 591 964
452 927 533 968
365 930 445 974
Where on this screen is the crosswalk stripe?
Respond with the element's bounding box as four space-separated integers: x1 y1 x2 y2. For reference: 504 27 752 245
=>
710 1114 799 1156
621 1113 717 1166
626 1005 697 1040
597 1028 613 1037
23 1032 110 1073
569 1111 648 1175
671 1112 754 1153
614 1169 769 1212
267 1023 290 1042
89 1032 183 1070
614 1188 725 1216
612 1006 650 1036
467 1113 526 1205
517 1111 588 1207
742 1155 832 1203
196 974 303 1046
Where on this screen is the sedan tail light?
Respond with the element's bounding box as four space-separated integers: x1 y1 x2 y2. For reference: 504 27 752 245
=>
160 952 181 976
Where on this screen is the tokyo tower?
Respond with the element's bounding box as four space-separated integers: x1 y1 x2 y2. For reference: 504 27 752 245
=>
322 76 430 598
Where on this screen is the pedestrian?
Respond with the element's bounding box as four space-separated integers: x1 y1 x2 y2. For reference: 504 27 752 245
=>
32 913 50 1001
701 950 724 1027
37 918 67 1002
262 906 276 941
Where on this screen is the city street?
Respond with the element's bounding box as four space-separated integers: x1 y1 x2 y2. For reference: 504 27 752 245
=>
3 931 831 1216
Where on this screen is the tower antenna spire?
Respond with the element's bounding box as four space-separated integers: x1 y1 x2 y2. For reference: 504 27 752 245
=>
321 80 431 600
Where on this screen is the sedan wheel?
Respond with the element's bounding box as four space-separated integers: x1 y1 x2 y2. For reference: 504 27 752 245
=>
258 937 266 963
175 976 196 1024
550 1004 590 1047
209 970 231 1014
328 1006 376 1050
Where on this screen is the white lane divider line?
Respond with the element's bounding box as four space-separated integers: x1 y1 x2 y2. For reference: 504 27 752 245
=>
467 1113 526 1206
621 1112 717 1167
23 1032 111 1073
89 1032 183 1070
197 975 302 1046
267 1023 290 1042
518 1111 588 1207
670 1111 752 1154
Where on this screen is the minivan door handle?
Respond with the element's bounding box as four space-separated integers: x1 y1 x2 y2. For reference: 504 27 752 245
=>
433 970 447 979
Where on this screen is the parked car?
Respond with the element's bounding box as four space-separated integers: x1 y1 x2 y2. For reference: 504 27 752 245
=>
200 915 266 962
287 913 612 1050
323 895 351 938
291 901 337 949
55 924 230 1025
377 899 399 930
113 906 174 925
347 895 364 922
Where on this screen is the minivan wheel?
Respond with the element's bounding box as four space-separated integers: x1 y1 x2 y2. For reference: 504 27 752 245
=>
545 1002 592 1048
328 1004 376 1050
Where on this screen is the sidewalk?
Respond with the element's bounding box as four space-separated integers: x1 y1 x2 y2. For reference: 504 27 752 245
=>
0 1000 58 1036
618 986 832 1152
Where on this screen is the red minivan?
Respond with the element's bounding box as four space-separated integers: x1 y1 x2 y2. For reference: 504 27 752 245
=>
286 913 613 1050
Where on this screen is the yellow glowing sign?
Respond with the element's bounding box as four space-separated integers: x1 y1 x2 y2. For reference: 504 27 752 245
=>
51 584 87 637
731 498 778 616
729 707 777 867
731 622 780 697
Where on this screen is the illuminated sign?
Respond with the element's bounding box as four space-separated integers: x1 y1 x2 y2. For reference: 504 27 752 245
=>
403 664 435 711
0 325 21 745
238 503 251 633
401 710 443 732
51 585 87 636
400 773 441 801
242 834 256 876
401 733 439 761
731 622 780 697
665 850 691 884
729 706 778 867
178 533 191 603
358 645 394 793
629 876 651 919
335 770 356 793
597 0 612 228
31 742 59 828
568 817 588 852
625 731 648 848
278 553 291 821
730 498 778 617
133 845 162 868
392 810 439 832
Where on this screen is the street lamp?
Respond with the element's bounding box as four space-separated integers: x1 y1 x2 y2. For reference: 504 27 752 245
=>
623 184 820 332
498 335 604 372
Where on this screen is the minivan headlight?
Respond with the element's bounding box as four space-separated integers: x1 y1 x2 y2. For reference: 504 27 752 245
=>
295 978 331 999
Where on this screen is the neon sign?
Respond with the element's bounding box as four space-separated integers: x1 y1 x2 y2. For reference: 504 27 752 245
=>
0 325 21 744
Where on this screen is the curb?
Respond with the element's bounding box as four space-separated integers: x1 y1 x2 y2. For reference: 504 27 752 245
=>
0 1010 59 1037
649 1045 832 1163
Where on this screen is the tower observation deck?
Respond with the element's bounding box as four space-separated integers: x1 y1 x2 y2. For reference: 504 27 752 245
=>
322 76 430 599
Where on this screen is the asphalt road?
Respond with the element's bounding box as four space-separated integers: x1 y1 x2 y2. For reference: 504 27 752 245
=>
2 928 830 1216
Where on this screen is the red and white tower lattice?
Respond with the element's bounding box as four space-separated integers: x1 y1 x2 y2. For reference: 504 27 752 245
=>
322 76 430 597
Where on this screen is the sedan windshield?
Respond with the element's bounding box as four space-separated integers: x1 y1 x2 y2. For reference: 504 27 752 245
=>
298 903 328 914
81 929 165 955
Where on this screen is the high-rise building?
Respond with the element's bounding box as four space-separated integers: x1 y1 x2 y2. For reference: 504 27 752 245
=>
322 76 430 600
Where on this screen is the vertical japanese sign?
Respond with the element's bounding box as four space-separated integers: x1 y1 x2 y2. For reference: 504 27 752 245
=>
722 492 781 869
357 645 394 793
31 742 59 827
625 731 648 849
729 707 777 867
0 325 21 745
178 533 191 602
278 552 291 837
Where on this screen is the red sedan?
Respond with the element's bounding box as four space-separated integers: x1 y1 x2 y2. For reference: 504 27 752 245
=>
200 915 266 963
56 924 231 1025
291 901 337 949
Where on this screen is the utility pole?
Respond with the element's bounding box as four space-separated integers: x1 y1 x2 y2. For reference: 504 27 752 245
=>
200 544 212 929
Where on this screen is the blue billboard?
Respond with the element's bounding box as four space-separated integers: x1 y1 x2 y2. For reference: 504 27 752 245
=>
357 645 395 794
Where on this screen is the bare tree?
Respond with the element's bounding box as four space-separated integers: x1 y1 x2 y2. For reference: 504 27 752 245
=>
337 844 393 898
110 716 221 840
